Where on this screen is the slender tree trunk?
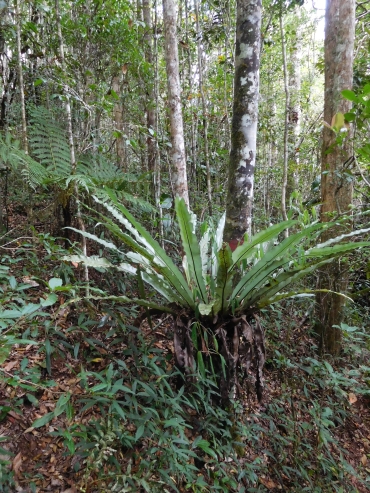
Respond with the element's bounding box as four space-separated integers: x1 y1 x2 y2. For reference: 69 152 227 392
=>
223 0 262 247
287 16 301 202
55 0 89 288
316 0 355 355
143 0 156 175
112 74 126 168
162 0 189 207
280 13 289 232
194 0 212 215
15 0 28 153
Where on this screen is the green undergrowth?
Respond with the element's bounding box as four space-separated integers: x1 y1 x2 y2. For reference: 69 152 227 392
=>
0 236 369 492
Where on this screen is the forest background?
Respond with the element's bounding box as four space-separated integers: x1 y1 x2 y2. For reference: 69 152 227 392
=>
0 0 369 492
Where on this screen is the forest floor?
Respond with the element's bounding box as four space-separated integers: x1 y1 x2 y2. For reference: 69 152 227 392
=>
0 207 369 493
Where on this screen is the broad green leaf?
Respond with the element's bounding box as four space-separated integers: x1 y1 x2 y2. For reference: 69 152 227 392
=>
231 222 324 304
249 258 335 309
198 302 214 316
135 425 145 441
48 278 63 290
341 90 359 103
175 197 207 303
231 220 296 269
89 382 108 392
0 309 22 319
363 84 370 95
111 401 127 420
41 293 58 307
32 411 55 428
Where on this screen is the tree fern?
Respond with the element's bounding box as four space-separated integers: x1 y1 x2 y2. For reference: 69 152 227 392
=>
0 133 46 189
28 106 71 182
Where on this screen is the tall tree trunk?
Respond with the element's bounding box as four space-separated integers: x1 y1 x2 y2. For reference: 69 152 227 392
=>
287 17 301 202
280 12 289 233
194 0 212 215
112 74 126 168
162 0 189 207
143 0 156 175
223 0 262 247
316 0 355 355
55 0 89 288
15 0 28 153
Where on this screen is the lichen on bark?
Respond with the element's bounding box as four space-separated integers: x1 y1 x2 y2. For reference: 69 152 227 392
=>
224 0 262 245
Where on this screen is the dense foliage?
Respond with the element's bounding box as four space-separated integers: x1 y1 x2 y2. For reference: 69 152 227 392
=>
0 0 369 491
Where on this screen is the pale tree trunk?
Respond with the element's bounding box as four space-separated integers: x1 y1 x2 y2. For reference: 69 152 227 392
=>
55 0 89 289
153 1 164 244
143 0 156 174
194 0 212 215
15 0 28 154
162 0 189 207
184 0 197 181
280 13 289 232
316 0 355 355
224 0 262 247
112 74 126 168
287 17 301 202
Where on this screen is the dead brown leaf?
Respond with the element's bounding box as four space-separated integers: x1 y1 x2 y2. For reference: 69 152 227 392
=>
12 452 22 476
348 393 358 405
259 477 278 489
3 360 18 371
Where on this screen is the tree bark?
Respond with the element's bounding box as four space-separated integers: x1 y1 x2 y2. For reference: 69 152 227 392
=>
143 0 156 175
280 12 289 233
162 0 189 207
316 0 355 355
15 0 28 153
224 0 262 247
112 74 126 169
55 0 89 288
194 0 212 216
287 16 301 202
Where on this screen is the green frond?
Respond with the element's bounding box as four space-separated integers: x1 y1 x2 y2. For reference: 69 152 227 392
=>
28 106 71 180
0 133 47 189
175 197 207 303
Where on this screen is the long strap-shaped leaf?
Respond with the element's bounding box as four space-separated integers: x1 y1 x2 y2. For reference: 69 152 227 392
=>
231 222 325 303
94 191 195 309
175 197 207 303
310 226 370 250
240 240 370 310
244 257 335 310
306 240 370 258
65 295 177 314
257 288 353 308
231 220 296 269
